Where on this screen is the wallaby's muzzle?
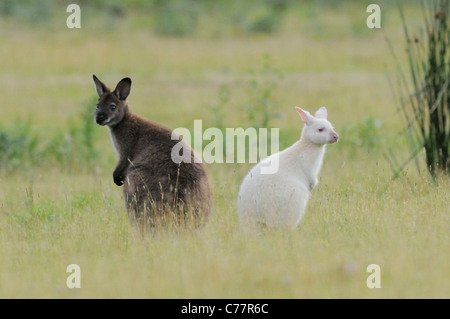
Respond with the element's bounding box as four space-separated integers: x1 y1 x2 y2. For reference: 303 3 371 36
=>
330 132 339 143
96 113 107 125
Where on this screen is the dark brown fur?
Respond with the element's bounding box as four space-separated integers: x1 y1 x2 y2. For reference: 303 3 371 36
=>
93 75 212 229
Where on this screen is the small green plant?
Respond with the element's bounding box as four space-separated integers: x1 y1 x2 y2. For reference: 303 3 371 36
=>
238 56 284 161
243 55 284 129
207 57 284 163
0 120 40 170
153 0 199 37
0 0 15 16
247 5 282 34
209 84 230 131
42 97 98 168
72 96 99 165
340 116 383 154
208 84 231 157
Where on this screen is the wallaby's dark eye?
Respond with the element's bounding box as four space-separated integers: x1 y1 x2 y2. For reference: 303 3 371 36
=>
318 127 325 132
96 104 99 109
110 105 116 110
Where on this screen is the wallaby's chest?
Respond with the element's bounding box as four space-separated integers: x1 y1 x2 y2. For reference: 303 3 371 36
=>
108 128 122 156
111 134 121 155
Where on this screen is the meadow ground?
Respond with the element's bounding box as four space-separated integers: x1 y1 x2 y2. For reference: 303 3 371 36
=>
0 1 448 298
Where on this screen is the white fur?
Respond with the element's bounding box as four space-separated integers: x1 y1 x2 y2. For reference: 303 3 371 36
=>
108 127 121 157
237 107 338 230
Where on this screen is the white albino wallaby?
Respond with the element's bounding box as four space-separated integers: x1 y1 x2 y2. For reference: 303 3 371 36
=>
237 106 339 230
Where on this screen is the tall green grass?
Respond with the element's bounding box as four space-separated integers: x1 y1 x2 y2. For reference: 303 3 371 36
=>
387 0 449 180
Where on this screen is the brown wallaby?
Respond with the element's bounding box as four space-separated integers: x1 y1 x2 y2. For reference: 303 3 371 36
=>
92 75 212 229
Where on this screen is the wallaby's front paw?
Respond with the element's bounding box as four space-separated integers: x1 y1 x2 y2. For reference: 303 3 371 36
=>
113 171 124 186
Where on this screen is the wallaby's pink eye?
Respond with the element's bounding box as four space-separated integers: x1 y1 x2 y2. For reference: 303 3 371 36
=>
318 127 325 132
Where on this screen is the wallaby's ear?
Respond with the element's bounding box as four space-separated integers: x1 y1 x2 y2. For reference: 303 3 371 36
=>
93 74 110 97
114 77 132 100
295 107 313 125
315 107 328 119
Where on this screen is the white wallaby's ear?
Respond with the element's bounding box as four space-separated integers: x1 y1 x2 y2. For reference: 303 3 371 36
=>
295 107 313 125
315 107 328 119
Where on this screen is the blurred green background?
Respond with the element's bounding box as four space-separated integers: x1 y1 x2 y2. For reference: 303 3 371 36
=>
0 0 420 171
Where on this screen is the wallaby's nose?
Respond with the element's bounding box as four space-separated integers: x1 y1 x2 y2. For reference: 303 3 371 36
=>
96 113 106 124
330 132 339 143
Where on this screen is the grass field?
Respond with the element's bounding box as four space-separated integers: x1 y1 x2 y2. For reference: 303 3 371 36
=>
0 1 448 298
